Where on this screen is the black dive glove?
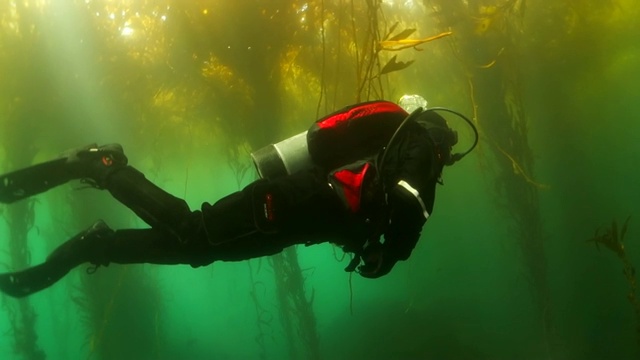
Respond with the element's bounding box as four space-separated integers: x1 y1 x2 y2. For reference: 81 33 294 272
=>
357 241 398 279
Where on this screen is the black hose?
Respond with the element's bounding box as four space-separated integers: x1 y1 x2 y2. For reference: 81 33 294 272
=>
376 107 424 173
427 107 479 161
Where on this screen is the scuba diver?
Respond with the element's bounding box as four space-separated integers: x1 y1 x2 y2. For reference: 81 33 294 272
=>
0 96 478 298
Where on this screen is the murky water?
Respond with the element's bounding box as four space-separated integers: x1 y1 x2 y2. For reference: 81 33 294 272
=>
0 1 638 359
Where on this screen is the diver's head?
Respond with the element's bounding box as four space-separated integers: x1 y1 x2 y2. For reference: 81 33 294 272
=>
415 110 458 165
397 94 478 167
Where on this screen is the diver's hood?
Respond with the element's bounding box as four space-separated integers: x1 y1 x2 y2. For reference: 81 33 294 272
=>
397 94 478 166
415 110 459 148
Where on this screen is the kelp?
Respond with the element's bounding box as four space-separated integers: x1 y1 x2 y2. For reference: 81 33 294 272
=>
588 216 631 258
587 216 639 345
0 2 50 357
378 25 452 52
428 0 553 354
3 201 45 360
247 262 275 360
269 248 320 360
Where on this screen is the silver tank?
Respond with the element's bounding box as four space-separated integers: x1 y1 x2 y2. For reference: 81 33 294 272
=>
250 131 314 180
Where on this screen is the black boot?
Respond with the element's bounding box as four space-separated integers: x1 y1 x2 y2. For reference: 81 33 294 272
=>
53 144 192 239
0 220 113 298
63 143 128 188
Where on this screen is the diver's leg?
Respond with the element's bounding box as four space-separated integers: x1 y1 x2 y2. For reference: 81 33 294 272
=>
0 144 192 239
103 166 193 240
64 144 193 238
0 214 209 298
200 171 348 261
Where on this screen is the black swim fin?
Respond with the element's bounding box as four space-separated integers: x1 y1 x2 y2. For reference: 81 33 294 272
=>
0 220 113 298
0 157 71 204
0 261 72 298
0 144 127 204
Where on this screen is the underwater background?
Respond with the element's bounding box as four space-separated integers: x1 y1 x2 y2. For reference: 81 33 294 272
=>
0 0 638 359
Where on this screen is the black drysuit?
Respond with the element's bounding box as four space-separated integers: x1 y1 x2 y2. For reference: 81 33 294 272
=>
97 101 445 276
0 101 449 298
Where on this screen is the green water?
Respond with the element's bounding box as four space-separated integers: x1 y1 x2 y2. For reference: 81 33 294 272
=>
1 1 639 359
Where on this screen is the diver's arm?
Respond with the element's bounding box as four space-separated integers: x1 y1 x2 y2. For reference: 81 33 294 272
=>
358 183 427 279
383 182 430 260
359 131 437 278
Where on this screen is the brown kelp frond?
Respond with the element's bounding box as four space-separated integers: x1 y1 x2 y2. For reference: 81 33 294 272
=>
379 28 453 52
376 24 452 77
379 55 415 76
587 216 631 258
587 216 639 344
621 216 631 242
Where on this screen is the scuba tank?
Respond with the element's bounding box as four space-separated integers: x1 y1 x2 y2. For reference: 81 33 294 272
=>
250 131 313 180
250 101 408 180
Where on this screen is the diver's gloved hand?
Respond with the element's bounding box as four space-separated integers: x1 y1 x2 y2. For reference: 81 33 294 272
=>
357 241 398 279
